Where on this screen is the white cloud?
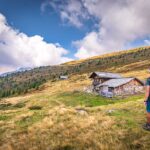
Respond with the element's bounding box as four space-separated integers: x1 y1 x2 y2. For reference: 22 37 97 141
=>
75 0 150 58
144 40 150 45
0 13 72 73
44 0 150 59
41 0 89 28
74 32 104 58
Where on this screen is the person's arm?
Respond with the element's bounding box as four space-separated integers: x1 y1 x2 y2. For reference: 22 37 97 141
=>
145 86 150 102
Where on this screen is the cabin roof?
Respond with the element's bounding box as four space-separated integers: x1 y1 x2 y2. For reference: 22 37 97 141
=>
89 72 122 79
97 78 144 88
59 75 68 78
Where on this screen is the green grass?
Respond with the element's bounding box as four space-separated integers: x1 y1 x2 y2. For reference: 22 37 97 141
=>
15 111 45 129
0 115 12 121
109 110 138 128
57 91 144 107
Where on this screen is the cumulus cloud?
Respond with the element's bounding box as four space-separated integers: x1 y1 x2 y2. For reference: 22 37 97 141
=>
73 32 105 58
0 13 72 72
75 0 150 58
144 39 150 45
41 0 89 28
43 0 150 59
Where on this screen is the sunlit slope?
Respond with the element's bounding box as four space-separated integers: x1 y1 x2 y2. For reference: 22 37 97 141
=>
63 46 150 66
64 46 150 79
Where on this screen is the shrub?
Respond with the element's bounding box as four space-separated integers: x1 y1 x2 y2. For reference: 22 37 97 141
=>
13 102 26 108
0 103 12 110
28 105 42 110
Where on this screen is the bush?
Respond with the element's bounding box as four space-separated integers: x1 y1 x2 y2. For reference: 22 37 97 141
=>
0 103 12 110
28 105 42 110
13 102 26 108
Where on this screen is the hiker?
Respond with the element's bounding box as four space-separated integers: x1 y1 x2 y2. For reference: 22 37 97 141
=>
143 71 150 131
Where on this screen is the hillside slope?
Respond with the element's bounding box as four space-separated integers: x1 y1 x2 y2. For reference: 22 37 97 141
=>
0 46 150 98
63 46 150 65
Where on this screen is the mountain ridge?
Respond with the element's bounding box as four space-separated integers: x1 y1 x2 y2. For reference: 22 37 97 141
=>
63 46 150 65
0 67 32 77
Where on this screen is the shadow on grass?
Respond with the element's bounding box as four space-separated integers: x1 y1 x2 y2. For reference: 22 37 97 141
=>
0 101 26 110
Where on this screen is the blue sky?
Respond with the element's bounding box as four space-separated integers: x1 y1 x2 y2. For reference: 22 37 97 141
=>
0 0 150 73
0 0 85 57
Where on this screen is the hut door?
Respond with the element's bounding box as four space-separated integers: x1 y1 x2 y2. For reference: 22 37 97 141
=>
102 86 108 92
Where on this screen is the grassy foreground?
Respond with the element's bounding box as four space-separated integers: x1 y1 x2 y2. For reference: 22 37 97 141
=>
0 74 150 150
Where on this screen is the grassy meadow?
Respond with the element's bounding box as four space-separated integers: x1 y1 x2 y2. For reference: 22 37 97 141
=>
0 71 150 150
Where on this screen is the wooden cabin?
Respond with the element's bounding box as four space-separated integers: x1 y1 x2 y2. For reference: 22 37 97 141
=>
89 72 144 97
89 72 122 91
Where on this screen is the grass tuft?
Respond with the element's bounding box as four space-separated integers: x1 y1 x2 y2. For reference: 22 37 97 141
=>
13 102 26 108
28 105 42 110
0 103 12 110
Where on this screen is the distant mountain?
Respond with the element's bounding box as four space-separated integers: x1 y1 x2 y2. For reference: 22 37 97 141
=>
17 67 32 72
0 67 32 77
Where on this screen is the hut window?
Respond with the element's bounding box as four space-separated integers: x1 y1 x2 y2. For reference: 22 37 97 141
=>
108 87 113 92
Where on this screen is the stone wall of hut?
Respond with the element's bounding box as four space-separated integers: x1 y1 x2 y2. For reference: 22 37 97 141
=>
113 79 144 96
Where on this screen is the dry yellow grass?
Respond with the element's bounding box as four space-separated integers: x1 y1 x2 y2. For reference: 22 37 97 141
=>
0 98 149 150
106 60 150 79
63 46 150 66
